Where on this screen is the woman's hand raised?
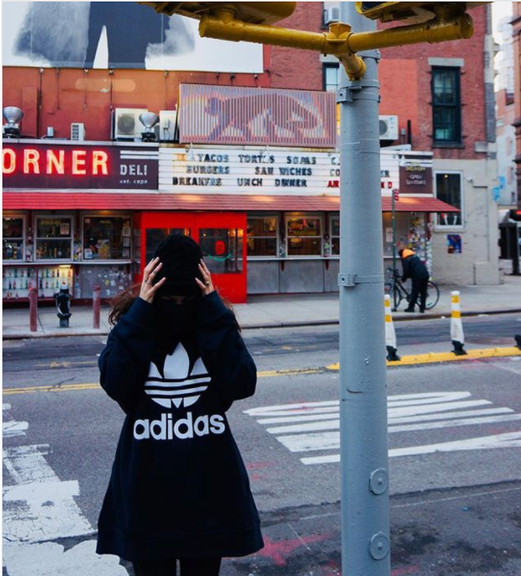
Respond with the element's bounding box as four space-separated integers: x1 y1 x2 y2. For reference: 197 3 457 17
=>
139 257 166 304
195 260 215 297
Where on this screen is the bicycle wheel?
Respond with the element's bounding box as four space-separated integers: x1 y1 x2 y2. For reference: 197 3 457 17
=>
392 284 403 311
425 281 440 310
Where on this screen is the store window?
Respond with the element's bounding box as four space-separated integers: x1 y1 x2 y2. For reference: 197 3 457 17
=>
247 216 278 257
431 67 462 145
200 228 243 274
286 215 322 256
145 228 190 264
3 216 25 260
36 216 73 260
435 173 463 227
83 216 133 260
330 215 340 255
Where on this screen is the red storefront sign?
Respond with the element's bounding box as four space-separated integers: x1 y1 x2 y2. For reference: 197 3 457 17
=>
2 143 158 189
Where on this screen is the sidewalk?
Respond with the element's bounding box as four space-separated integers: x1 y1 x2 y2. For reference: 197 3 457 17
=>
2 275 521 339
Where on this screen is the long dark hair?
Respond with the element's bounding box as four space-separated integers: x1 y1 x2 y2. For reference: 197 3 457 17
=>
108 284 238 328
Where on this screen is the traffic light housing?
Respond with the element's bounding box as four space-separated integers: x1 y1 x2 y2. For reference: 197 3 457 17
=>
356 2 485 23
141 2 296 24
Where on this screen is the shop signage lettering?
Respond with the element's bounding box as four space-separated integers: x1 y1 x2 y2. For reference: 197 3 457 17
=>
399 161 433 195
160 148 432 196
3 143 158 190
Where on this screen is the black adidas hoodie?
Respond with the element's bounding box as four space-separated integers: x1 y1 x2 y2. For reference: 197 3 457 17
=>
96 291 264 562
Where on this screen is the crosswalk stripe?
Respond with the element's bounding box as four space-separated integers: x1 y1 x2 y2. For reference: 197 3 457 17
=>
301 431 521 465
246 392 521 466
266 408 516 435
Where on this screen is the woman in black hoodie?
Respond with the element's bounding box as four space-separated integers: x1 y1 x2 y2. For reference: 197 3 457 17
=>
96 234 263 576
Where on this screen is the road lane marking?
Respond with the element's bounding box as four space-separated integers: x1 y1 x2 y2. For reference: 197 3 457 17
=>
266 408 516 434
2 408 130 575
3 366 329 396
276 415 521 453
3 421 29 438
260 407 513 428
246 392 521 465
301 431 521 464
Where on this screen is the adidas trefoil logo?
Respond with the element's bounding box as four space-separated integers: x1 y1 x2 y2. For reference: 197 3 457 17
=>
145 343 210 409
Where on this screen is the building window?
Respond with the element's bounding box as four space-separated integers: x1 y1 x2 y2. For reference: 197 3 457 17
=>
3 216 25 260
435 173 463 227
286 215 323 256
200 228 243 274
330 214 340 255
83 216 133 260
323 64 340 93
432 67 461 145
247 216 278 257
35 216 73 260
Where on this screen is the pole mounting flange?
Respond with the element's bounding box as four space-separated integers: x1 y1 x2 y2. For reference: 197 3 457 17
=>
338 273 384 287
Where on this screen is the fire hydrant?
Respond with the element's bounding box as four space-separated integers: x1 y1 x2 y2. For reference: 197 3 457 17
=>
54 282 72 328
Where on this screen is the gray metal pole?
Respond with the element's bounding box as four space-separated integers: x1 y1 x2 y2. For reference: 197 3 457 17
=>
338 3 390 575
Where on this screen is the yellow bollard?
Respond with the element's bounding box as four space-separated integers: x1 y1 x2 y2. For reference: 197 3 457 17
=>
385 294 400 361
450 290 467 356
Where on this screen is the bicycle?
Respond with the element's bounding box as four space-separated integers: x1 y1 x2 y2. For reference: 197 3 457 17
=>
384 268 440 312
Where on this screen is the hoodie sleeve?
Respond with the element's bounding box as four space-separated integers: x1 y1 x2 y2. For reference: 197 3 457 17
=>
401 258 411 282
98 298 155 414
197 291 257 412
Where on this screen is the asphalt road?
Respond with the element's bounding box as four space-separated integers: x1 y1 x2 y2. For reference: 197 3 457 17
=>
3 314 521 575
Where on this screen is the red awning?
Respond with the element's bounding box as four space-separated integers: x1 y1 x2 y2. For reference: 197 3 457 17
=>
2 192 459 213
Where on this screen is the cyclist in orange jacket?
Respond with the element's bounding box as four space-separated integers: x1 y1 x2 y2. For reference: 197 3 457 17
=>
399 248 429 313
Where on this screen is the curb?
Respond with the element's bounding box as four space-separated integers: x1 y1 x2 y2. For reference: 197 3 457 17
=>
3 308 521 340
327 346 521 370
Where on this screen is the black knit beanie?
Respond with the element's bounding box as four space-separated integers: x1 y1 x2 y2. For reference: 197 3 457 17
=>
152 234 204 298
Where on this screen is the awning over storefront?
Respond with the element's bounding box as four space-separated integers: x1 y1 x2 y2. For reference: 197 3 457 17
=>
3 192 459 213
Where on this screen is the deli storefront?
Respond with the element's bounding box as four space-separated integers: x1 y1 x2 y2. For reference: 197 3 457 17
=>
3 141 458 304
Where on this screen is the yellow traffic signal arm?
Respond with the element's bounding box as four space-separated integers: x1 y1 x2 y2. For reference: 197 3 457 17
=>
141 2 476 80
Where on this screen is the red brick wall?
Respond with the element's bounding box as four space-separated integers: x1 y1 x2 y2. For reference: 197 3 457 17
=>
2 49 273 141
378 4 487 160
268 2 324 91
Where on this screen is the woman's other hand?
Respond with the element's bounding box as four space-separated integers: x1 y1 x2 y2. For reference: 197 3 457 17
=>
139 257 166 303
196 260 215 296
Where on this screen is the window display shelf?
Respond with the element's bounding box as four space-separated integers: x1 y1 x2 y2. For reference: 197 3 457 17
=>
2 264 74 301
2 266 37 301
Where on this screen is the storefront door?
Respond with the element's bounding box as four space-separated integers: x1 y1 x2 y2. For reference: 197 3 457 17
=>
140 212 247 303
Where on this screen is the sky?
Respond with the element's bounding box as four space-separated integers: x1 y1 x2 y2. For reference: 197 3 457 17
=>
492 1 513 42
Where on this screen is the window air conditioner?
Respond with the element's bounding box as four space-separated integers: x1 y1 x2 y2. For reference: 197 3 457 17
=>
112 108 148 141
70 122 85 141
157 109 178 142
379 115 399 141
323 6 340 25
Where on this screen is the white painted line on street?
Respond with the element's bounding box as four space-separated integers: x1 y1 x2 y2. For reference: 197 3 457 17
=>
388 407 513 425
3 444 93 543
301 431 521 465
3 421 29 438
388 400 492 418
3 540 128 576
247 392 521 466
266 408 514 435
3 418 130 574
278 414 521 453
4 445 54 484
